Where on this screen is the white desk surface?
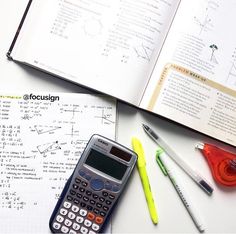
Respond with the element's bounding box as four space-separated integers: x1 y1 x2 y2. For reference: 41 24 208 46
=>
1 1 236 233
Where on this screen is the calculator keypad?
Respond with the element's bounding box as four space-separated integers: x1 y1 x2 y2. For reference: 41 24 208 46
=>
51 176 116 233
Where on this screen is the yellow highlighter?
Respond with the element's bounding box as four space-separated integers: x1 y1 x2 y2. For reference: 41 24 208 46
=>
132 137 158 224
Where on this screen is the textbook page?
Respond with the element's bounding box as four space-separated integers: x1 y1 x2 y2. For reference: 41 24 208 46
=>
141 0 236 146
10 0 180 105
0 92 116 233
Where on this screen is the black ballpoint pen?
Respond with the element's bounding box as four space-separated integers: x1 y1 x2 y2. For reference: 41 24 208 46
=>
142 124 213 195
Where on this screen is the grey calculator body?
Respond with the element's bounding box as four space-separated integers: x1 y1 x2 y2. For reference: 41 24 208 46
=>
49 134 137 234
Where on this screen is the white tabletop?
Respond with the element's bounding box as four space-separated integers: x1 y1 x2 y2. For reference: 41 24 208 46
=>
1 1 236 233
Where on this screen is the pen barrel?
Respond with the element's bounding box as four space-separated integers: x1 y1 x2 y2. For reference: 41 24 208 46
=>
160 154 205 232
138 167 158 224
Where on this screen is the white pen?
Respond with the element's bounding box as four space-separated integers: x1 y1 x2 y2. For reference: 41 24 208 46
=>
142 124 213 195
156 147 205 233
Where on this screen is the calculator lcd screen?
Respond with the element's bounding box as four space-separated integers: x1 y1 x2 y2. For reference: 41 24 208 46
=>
85 149 128 180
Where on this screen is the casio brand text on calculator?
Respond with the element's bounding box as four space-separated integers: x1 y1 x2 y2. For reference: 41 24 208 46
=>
49 134 137 234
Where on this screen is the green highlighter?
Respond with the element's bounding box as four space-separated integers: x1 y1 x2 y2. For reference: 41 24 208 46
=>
131 137 158 225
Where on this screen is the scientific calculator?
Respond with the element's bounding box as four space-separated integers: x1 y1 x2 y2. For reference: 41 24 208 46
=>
49 134 137 234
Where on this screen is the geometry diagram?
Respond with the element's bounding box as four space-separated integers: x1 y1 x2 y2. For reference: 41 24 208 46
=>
34 125 61 135
134 43 153 61
226 62 236 85
193 0 219 35
95 109 115 125
83 18 102 37
37 141 61 157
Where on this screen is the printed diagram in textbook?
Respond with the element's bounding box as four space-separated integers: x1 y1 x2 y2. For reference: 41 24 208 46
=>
226 47 236 86
134 43 154 61
83 18 103 37
193 0 219 35
209 44 218 64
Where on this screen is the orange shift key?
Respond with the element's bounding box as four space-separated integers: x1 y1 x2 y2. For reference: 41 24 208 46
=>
87 212 95 221
95 216 104 224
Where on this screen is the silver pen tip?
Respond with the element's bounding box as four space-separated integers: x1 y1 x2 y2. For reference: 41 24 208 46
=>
142 123 148 130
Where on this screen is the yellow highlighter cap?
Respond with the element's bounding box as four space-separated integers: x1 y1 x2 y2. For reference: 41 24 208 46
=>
131 137 146 167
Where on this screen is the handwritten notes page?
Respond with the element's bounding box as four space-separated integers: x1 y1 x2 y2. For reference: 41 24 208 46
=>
0 92 116 233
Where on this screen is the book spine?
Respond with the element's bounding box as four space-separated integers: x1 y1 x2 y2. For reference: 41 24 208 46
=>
6 0 33 59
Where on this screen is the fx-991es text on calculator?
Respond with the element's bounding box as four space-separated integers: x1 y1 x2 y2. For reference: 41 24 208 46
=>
49 134 137 234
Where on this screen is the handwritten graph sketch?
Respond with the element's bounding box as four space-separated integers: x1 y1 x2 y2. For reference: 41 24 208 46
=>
95 109 115 125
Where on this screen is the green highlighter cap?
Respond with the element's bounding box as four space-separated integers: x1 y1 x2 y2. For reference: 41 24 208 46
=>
156 147 168 176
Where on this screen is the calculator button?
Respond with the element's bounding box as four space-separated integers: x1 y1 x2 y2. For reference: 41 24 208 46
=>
113 185 120 192
99 197 105 202
52 222 61 230
75 178 81 184
67 195 73 201
87 212 95 220
105 183 112 190
80 226 88 234
82 181 88 187
80 202 86 208
83 196 89 202
90 200 95 205
109 194 115 200
96 203 102 208
86 190 92 196
77 193 83 199
70 190 76 196
69 230 77 234
92 223 99 231
63 201 72 209
60 208 68 216
72 222 80 231
71 205 79 213
61 225 69 233
64 219 72 227
89 231 96 234
79 187 85 193
102 191 108 197
87 205 93 211
56 215 64 223
93 208 99 214
79 209 87 216
103 206 109 211
85 174 92 181
68 212 76 220
106 200 112 205
84 219 92 227
92 194 98 199
74 198 80 204
100 211 106 217
95 216 104 224
73 184 79 189
90 179 104 191
76 216 84 223
79 170 86 177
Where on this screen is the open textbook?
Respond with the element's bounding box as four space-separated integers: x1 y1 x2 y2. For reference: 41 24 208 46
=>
0 92 116 233
7 0 236 146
